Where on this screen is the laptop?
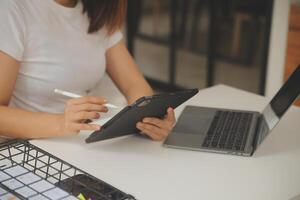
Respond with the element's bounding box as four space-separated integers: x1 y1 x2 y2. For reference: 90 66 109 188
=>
164 65 300 156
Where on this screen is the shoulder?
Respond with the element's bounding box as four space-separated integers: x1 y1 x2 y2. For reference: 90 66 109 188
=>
0 0 36 19
0 0 26 22
0 0 35 29
106 31 123 50
0 0 22 12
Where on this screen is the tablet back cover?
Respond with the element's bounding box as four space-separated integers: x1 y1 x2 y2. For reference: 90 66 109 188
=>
85 89 198 143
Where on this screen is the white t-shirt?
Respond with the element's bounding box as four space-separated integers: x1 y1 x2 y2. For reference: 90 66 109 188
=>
0 0 123 114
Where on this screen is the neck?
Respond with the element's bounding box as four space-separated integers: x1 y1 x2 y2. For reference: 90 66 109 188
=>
55 0 78 8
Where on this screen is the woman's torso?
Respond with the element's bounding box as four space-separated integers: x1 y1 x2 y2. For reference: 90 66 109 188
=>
3 0 121 113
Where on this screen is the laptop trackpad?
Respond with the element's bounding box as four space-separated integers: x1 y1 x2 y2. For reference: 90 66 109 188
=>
173 114 211 135
164 106 215 148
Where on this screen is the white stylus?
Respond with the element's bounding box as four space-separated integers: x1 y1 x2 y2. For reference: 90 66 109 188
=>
54 89 118 109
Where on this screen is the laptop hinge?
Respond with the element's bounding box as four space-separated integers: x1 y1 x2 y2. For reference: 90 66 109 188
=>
251 115 262 155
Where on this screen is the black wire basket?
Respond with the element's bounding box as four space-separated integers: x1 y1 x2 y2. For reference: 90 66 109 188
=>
0 140 136 200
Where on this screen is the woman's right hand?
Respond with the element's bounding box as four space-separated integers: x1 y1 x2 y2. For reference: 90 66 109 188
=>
59 96 109 136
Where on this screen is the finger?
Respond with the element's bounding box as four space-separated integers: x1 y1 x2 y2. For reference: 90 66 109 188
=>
136 122 167 141
140 120 171 136
72 123 101 132
67 96 107 106
142 117 169 130
72 104 108 113
72 112 100 121
137 125 162 141
140 128 165 141
166 107 176 122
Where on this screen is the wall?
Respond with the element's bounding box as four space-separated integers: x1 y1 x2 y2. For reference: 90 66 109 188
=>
265 0 290 98
291 0 300 4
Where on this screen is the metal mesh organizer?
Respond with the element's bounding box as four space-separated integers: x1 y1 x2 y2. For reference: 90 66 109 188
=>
0 140 136 200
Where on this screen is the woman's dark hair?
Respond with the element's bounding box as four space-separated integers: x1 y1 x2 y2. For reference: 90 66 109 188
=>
81 0 127 34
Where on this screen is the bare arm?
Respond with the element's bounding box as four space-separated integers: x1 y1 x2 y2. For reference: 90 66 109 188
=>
106 40 154 104
0 51 63 139
0 51 105 139
106 40 175 141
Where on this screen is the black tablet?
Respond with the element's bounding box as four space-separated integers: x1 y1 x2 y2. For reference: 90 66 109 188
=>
85 89 199 143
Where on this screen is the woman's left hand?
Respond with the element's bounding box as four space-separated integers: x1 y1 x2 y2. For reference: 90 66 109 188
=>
136 107 176 141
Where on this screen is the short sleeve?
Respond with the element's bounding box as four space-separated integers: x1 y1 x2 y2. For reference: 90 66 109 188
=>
106 31 123 50
0 1 26 61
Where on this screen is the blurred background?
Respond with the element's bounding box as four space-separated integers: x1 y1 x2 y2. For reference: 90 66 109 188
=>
99 0 300 106
126 0 273 95
121 0 299 106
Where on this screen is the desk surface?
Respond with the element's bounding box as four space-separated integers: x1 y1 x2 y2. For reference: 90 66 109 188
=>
32 85 300 200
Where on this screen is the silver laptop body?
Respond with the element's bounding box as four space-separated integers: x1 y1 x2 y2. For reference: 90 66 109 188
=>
164 65 300 156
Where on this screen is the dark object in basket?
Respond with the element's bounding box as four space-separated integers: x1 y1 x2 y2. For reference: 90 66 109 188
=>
0 140 136 200
56 174 131 200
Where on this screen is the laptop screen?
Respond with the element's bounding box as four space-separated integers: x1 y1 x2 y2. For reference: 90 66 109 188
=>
257 65 300 147
269 66 300 119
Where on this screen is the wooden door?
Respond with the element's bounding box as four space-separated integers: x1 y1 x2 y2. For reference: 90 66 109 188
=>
285 5 300 106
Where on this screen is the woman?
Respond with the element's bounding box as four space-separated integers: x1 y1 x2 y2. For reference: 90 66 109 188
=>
0 0 175 141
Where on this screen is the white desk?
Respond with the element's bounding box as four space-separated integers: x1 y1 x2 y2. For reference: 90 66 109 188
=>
32 85 300 200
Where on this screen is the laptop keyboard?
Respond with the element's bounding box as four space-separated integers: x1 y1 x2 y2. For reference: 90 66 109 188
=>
202 111 253 151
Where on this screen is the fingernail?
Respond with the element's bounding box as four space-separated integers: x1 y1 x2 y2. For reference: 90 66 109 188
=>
103 99 108 103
